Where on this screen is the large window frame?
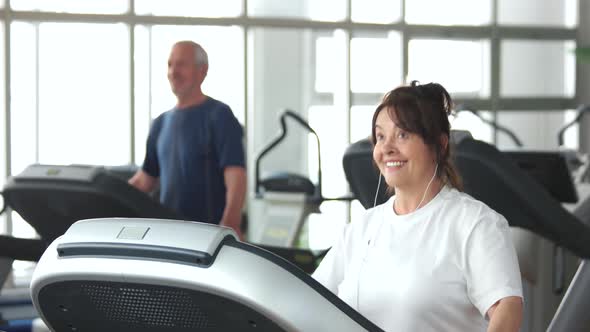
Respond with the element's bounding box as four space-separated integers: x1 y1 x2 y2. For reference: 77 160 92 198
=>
0 0 582 284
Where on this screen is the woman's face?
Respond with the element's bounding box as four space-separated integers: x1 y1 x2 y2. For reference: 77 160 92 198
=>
372 108 438 191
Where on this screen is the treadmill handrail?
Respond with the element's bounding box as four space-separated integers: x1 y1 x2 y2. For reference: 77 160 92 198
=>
455 105 523 147
255 110 322 200
557 104 590 146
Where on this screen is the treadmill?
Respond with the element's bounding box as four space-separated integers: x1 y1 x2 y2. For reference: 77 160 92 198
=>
0 164 322 273
30 218 383 332
1 164 180 250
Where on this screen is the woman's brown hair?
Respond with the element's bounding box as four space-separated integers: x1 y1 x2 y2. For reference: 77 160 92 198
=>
371 81 463 190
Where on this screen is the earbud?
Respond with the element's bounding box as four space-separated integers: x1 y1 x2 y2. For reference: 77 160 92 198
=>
373 173 382 208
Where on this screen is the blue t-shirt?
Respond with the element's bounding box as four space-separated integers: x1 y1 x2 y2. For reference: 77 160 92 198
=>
142 97 245 224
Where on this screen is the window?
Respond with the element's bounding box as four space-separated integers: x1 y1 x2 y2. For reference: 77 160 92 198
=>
10 22 36 176
135 0 242 17
134 25 151 165
498 0 578 27
247 27 314 177
405 0 492 26
351 33 402 93
11 0 128 14
449 111 494 144
501 40 576 97
314 32 346 94
36 23 130 166
0 22 5 234
307 106 349 249
248 0 346 21
351 0 401 24
408 39 490 97
351 105 377 143
496 111 573 149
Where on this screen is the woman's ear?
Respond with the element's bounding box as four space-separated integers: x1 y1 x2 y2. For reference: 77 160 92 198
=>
437 135 449 162
440 134 449 152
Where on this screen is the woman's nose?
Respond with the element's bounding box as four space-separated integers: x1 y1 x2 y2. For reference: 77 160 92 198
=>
381 137 397 154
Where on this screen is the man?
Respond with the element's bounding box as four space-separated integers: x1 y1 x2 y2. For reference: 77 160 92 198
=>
129 41 246 239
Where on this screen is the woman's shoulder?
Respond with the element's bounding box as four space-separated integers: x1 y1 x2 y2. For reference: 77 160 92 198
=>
441 187 508 230
444 187 501 214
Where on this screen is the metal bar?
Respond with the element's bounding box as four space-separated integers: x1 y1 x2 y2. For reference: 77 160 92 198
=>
496 98 578 110
5 11 576 40
491 0 500 143
34 23 39 163
129 22 135 165
3 4 13 234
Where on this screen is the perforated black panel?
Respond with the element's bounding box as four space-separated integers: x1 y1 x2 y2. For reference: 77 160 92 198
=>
38 280 286 332
82 284 212 328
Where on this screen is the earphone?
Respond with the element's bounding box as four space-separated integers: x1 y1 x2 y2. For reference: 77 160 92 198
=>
373 174 382 208
372 163 439 210
415 163 439 212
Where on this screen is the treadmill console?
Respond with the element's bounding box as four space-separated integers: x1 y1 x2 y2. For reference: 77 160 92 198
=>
504 151 578 203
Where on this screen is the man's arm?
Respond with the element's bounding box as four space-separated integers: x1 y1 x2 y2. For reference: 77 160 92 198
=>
128 169 158 193
486 296 523 332
219 166 247 240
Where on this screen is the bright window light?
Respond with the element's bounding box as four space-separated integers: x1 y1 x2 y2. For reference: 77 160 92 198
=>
501 40 576 97
352 0 401 24
10 22 37 175
11 0 128 14
405 0 492 26
37 23 130 166
498 0 578 27
135 0 242 17
408 39 490 97
351 33 402 93
249 0 346 21
315 34 346 93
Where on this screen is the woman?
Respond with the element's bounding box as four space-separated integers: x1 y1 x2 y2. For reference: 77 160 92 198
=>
313 81 523 331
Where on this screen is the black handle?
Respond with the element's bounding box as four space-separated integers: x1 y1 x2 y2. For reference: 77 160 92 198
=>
557 104 590 147
0 191 6 216
553 244 565 295
255 110 322 200
455 105 524 147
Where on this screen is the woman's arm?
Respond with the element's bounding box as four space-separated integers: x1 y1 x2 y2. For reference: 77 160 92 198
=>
486 296 523 332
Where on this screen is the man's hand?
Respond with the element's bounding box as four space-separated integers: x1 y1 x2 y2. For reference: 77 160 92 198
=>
221 166 247 241
128 170 158 193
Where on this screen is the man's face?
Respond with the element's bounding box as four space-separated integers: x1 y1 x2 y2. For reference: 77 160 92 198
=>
167 43 206 98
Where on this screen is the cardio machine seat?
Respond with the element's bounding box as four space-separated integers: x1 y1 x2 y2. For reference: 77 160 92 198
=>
342 139 388 209
31 218 383 332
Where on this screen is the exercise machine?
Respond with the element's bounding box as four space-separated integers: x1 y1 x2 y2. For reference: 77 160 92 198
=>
253 110 351 247
30 218 383 332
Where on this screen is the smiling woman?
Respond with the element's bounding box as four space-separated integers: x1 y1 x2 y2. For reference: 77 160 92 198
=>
313 81 523 332
371 82 461 212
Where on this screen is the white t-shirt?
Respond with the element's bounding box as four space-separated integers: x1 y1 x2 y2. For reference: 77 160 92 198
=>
313 186 523 332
